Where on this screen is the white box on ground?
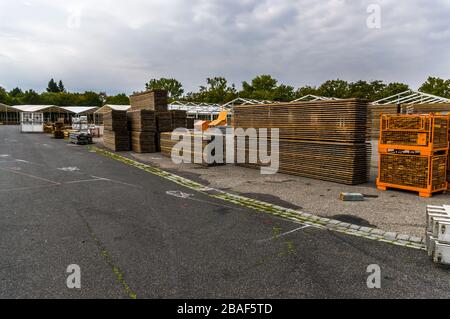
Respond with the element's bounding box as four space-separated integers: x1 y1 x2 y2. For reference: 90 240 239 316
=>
428 236 438 257
437 222 450 243
427 213 450 232
434 242 450 265
432 218 450 237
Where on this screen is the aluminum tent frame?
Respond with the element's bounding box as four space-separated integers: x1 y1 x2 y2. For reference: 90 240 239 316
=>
290 94 341 102
221 98 281 109
372 90 450 105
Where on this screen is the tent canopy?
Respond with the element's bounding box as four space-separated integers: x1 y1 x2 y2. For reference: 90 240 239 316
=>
0 104 21 112
94 105 131 114
60 106 99 115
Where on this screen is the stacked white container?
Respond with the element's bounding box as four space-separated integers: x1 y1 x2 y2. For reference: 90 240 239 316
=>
427 205 450 265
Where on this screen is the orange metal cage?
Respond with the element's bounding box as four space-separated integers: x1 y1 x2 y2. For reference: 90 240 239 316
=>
377 114 449 197
379 114 449 154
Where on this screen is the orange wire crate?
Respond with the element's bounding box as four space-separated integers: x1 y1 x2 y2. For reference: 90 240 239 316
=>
379 114 449 155
377 150 448 198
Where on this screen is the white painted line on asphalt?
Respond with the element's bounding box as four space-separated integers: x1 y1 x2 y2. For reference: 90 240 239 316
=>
0 184 60 193
166 190 194 199
90 175 141 188
0 154 10 158
0 167 61 185
15 159 32 164
257 225 312 244
64 178 106 184
58 167 80 172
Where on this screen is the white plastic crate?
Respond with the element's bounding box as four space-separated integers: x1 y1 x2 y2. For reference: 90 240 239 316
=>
426 205 450 265
434 242 450 265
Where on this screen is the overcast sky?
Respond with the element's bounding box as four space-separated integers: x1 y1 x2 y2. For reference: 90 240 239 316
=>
0 0 449 95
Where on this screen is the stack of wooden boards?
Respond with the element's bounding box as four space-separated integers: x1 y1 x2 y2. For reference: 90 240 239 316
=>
53 122 65 139
130 90 168 112
233 99 370 185
127 110 156 153
171 110 188 129
404 103 450 114
160 131 225 167
102 90 193 153
377 114 449 197
103 110 130 151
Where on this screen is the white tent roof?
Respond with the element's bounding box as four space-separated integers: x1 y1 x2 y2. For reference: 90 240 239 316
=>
94 105 131 114
13 105 57 112
104 104 131 111
60 106 99 114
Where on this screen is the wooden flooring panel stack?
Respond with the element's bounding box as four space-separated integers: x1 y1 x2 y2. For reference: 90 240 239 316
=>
130 131 156 153
127 110 156 132
233 99 369 143
103 110 130 151
127 110 156 153
405 103 450 114
186 118 195 129
129 90 168 112
170 110 188 129
235 138 370 185
160 131 224 167
156 112 173 132
232 99 370 185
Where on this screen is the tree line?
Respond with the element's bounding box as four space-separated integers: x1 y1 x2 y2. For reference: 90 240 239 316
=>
0 79 130 106
146 76 449 103
0 76 448 107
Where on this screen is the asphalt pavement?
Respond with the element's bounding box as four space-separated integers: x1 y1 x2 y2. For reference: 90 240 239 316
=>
1 125 450 299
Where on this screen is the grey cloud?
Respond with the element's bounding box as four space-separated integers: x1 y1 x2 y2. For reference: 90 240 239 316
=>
0 0 448 95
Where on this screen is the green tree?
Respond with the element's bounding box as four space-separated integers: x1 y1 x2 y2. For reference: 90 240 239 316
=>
197 77 237 103
21 90 41 104
274 84 296 101
241 75 279 100
47 79 60 93
78 91 103 106
145 78 184 100
348 80 386 100
0 87 8 104
9 87 23 97
58 80 66 93
106 93 130 105
419 77 450 98
317 79 349 98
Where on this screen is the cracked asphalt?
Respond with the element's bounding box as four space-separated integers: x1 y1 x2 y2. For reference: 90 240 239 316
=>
1 125 450 299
